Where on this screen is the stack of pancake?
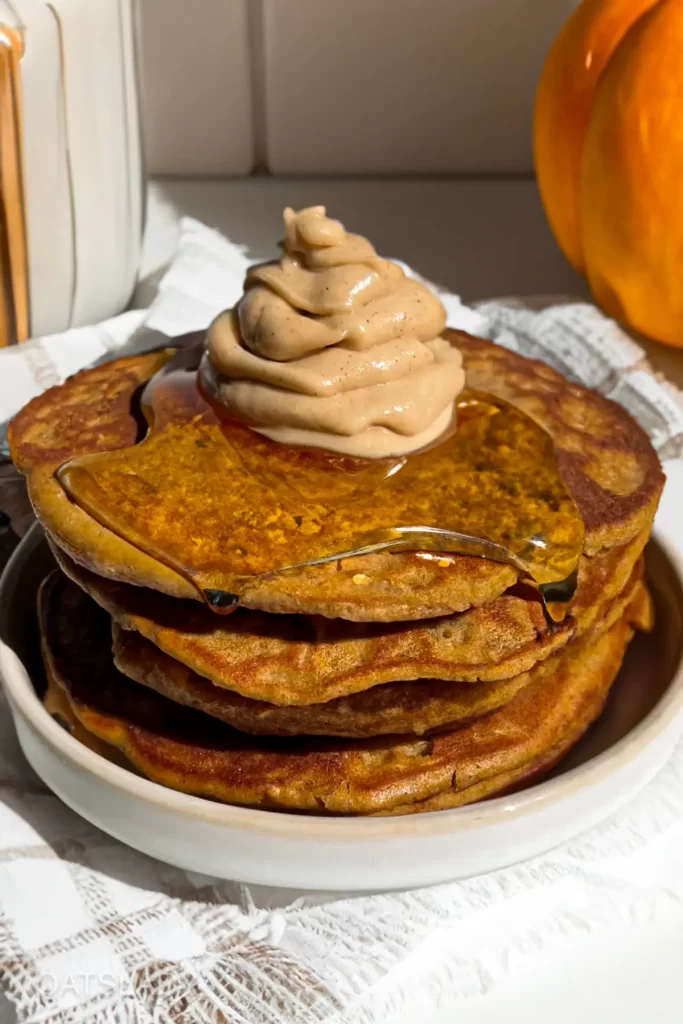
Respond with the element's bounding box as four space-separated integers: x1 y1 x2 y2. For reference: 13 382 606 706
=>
7 332 664 816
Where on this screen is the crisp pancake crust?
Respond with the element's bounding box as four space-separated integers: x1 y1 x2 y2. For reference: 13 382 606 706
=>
8 351 173 473
453 333 665 552
10 334 664 620
54 529 647 707
39 570 639 815
111 569 649 738
39 669 611 815
44 678 132 770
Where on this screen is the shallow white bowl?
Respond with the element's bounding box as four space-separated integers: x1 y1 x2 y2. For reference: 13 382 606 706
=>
1 512 682 891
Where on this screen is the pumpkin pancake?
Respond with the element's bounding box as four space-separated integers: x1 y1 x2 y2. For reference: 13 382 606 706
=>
111 567 650 737
10 333 663 621
38 570 642 815
378 727 599 815
454 333 664 554
39 669 609 813
44 677 132 770
53 528 647 707
10 352 515 620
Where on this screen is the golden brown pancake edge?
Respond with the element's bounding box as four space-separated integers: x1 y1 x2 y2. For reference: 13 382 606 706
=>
38 570 642 815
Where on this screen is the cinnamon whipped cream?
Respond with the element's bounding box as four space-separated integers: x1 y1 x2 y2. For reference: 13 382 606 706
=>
199 206 465 457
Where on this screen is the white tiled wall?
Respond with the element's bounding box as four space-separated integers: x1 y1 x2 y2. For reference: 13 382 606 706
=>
140 0 576 176
141 0 254 174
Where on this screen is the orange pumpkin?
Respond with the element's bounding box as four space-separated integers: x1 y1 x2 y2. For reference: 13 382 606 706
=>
535 0 683 347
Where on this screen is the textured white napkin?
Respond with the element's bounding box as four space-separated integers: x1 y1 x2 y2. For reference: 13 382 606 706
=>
1 217 683 1024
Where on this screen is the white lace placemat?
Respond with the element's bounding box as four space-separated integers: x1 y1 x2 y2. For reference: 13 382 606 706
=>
1 217 683 1024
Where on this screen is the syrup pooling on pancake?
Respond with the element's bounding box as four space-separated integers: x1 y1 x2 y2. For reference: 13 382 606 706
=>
57 345 585 616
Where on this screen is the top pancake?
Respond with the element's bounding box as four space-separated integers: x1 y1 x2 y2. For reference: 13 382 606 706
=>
10 332 663 621
455 334 664 551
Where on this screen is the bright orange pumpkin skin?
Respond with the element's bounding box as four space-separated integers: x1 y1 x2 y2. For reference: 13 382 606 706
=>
581 1 683 346
534 0 659 274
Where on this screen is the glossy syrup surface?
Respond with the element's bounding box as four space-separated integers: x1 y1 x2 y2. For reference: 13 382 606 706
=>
57 348 585 615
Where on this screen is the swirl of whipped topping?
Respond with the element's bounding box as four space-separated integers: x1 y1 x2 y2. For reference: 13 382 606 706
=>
199 206 465 457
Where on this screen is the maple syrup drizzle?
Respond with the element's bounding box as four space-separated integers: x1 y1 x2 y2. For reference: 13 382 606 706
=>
57 347 585 620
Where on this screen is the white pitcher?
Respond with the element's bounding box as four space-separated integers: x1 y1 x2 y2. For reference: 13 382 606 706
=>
0 0 143 345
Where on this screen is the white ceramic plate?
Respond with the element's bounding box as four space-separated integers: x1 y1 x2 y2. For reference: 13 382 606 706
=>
1 471 682 890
